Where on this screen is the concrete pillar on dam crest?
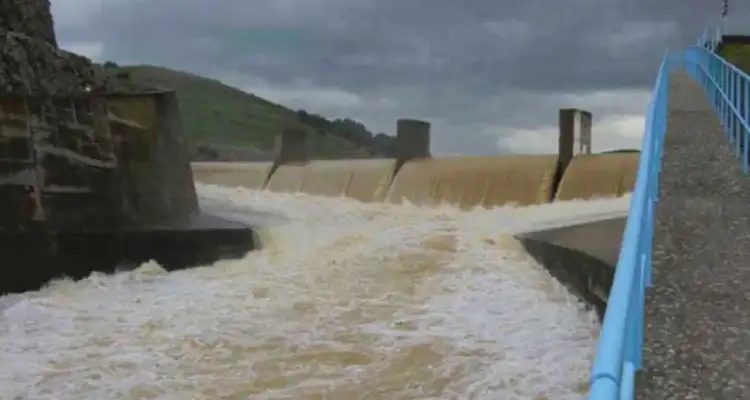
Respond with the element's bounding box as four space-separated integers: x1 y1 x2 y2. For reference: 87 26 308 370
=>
396 118 431 162
274 126 307 164
558 108 592 167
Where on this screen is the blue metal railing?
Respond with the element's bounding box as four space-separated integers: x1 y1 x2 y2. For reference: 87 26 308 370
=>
587 52 668 399
688 30 750 173
588 26 750 398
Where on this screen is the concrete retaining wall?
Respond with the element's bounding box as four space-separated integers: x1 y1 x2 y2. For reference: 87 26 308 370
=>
515 217 626 320
107 91 199 225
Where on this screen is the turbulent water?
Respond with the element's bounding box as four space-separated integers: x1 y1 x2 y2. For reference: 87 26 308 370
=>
0 184 631 400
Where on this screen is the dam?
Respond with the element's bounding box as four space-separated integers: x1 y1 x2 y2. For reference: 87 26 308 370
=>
0 1 643 397
5 0 750 397
0 193 628 400
0 105 637 400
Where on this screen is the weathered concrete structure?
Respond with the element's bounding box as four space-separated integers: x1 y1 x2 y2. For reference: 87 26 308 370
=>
558 108 593 165
106 91 199 225
256 118 433 198
274 126 308 164
395 118 431 161
0 0 259 293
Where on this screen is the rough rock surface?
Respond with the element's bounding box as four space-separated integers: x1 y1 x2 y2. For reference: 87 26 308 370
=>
0 0 106 96
0 31 105 95
0 0 56 45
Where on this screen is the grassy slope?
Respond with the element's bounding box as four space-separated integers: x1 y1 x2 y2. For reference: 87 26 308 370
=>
718 42 750 73
107 65 374 159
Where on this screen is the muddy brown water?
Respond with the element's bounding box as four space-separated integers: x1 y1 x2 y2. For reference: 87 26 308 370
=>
0 185 631 399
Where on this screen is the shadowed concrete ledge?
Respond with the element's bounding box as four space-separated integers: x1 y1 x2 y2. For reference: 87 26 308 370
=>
0 211 276 295
514 217 626 319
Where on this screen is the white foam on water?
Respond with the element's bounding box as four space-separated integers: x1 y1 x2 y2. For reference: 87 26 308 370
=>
0 184 630 399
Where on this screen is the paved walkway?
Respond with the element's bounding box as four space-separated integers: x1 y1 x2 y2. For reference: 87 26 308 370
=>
636 71 750 399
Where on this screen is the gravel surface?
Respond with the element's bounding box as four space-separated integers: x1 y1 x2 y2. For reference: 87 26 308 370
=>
636 71 750 399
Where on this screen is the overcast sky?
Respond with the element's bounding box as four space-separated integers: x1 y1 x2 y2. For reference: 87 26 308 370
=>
50 0 749 155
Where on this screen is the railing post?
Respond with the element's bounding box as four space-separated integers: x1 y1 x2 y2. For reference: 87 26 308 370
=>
736 74 742 156
730 72 736 145
745 79 750 173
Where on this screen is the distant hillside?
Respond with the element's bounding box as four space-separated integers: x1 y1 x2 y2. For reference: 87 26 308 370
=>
719 38 750 74
101 62 396 161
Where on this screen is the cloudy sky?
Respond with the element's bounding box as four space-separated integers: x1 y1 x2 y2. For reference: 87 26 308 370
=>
50 0 748 155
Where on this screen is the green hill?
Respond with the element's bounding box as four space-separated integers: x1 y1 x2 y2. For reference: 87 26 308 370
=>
719 41 750 73
102 63 395 161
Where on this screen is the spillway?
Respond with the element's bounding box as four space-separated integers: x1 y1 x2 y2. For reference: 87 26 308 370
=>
0 184 631 399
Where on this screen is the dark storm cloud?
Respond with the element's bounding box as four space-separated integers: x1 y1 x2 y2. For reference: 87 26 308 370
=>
60 0 727 90
51 0 744 154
